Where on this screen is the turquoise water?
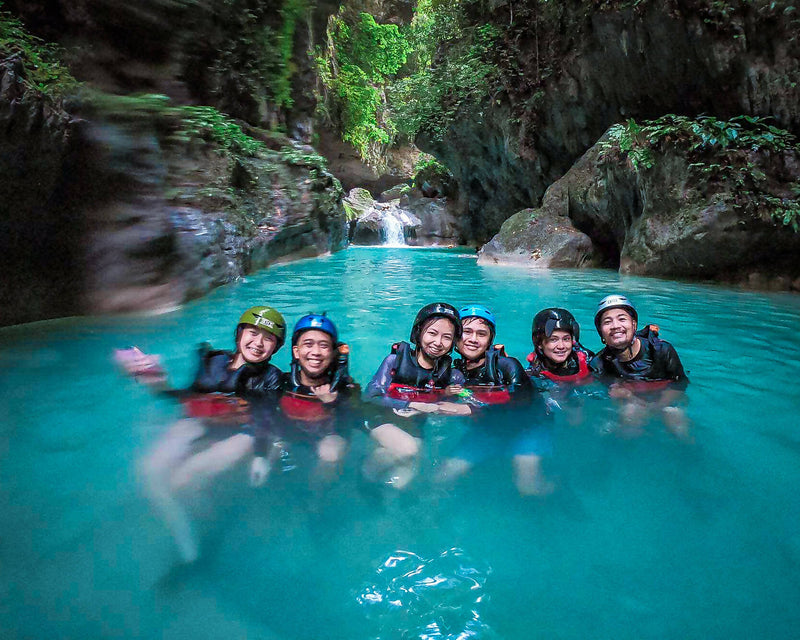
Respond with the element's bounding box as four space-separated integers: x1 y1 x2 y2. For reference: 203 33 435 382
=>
2 246 800 639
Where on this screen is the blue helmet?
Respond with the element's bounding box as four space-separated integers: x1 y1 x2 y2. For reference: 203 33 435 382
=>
292 313 338 345
459 304 497 341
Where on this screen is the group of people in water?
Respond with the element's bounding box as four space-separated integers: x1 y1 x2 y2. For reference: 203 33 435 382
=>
118 294 688 562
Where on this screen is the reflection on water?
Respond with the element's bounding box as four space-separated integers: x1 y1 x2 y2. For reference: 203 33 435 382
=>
1 247 800 639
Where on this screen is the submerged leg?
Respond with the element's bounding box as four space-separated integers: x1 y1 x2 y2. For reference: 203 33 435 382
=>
139 419 206 563
364 424 421 490
513 454 555 497
170 432 255 491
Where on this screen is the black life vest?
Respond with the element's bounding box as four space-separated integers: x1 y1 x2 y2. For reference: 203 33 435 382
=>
387 341 452 403
458 346 512 404
183 344 273 422
598 325 674 392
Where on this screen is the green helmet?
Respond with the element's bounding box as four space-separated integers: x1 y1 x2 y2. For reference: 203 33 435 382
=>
237 306 286 349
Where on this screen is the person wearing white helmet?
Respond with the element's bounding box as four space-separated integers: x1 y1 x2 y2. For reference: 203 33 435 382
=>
590 294 689 437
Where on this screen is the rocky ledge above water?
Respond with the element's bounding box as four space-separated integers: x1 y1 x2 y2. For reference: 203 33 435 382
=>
479 118 800 290
0 55 346 327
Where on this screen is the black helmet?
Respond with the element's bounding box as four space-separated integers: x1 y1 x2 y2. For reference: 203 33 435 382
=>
410 303 461 344
532 308 580 345
594 294 638 335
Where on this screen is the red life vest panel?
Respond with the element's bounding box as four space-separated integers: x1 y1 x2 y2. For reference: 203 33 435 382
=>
387 382 447 403
617 379 672 393
527 350 592 383
465 385 512 405
182 394 249 423
279 391 332 422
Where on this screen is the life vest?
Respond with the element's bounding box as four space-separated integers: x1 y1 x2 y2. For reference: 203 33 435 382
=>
279 390 332 422
386 341 452 403
279 344 351 422
599 325 679 392
463 385 511 405
189 343 275 394
527 349 592 384
181 393 249 424
458 347 512 404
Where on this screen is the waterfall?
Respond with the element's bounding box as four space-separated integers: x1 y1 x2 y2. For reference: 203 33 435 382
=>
382 211 406 246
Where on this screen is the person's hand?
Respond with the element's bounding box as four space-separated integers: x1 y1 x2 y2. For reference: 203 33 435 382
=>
393 407 421 418
249 456 271 487
408 402 439 414
444 385 463 397
311 383 338 404
435 401 472 416
114 347 166 385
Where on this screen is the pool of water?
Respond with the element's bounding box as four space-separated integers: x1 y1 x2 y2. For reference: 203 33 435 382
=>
2 246 800 639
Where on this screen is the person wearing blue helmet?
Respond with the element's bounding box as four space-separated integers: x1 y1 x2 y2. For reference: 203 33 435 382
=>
250 313 359 484
454 304 531 401
439 305 553 496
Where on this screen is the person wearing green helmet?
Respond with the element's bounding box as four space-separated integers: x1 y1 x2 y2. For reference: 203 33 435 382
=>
118 305 286 563
589 294 689 437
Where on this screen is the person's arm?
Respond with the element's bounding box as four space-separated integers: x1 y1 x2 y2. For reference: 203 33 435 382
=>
433 368 472 416
364 354 411 410
654 342 689 405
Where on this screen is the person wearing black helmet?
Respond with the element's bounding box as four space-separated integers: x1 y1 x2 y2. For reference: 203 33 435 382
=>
249 314 360 485
527 308 595 387
439 305 554 495
363 302 469 487
119 305 286 563
590 294 689 436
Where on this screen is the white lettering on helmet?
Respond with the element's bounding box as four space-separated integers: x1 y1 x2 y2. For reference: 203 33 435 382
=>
254 317 276 329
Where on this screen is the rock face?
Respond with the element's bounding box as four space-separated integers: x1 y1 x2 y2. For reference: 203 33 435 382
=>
480 126 800 289
401 190 461 246
425 2 800 247
0 55 345 327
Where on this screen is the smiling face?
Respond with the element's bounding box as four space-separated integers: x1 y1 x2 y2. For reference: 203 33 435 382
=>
540 329 574 365
292 329 335 380
237 325 279 364
458 317 493 362
417 317 457 364
599 308 637 350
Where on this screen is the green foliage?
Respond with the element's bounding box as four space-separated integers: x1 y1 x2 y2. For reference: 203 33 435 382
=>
315 2 499 162
181 0 306 122
604 119 656 171
316 10 411 166
390 3 499 141
600 114 800 231
0 4 78 95
412 152 452 187
178 105 264 156
277 144 329 171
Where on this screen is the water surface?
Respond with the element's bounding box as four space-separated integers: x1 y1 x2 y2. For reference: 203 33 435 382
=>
2 247 800 639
